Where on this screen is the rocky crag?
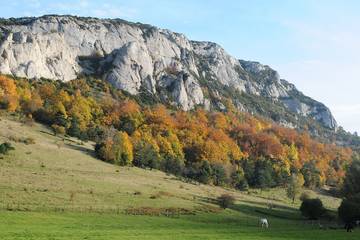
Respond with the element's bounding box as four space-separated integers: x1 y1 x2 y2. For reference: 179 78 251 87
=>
0 15 337 129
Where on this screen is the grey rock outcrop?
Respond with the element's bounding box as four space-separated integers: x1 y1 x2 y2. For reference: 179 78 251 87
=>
0 15 337 129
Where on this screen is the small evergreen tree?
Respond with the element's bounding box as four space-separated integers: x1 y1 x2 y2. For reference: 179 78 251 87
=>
197 161 213 184
212 164 227 186
231 169 248 190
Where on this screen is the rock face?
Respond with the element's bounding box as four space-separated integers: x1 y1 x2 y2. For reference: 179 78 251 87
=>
0 15 337 129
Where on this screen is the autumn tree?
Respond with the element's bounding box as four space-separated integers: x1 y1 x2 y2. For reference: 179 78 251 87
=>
0 76 353 190
0 75 19 111
113 131 133 166
95 129 133 166
117 100 143 134
21 90 43 115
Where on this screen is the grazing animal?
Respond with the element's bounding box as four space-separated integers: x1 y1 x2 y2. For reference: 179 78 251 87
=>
259 218 269 228
356 220 360 226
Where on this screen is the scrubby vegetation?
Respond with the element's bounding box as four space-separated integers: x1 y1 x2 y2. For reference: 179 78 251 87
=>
0 75 354 190
0 142 14 155
217 194 236 209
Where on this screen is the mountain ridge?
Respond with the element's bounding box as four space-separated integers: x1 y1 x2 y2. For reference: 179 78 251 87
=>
0 15 337 130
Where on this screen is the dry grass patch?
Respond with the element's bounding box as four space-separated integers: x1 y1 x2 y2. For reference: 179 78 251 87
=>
124 206 195 217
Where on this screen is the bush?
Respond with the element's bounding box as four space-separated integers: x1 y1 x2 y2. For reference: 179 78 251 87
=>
51 124 66 135
217 194 235 209
8 135 35 145
0 142 14 155
300 198 326 220
23 137 35 145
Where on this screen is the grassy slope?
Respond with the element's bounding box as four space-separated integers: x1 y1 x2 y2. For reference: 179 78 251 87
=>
0 116 358 239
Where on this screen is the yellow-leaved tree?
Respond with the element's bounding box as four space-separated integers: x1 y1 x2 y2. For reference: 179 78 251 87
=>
0 75 19 111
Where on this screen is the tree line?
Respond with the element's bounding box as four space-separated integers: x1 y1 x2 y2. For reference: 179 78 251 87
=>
0 75 353 190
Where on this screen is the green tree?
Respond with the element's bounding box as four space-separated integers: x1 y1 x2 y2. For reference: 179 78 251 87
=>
286 173 305 203
342 157 360 198
301 161 321 189
197 161 213 184
68 117 82 138
254 159 275 189
133 140 161 169
338 157 360 224
231 169 249 191
162 154 184 176
300 198 326 220
338 194 360 223
212 164 227 186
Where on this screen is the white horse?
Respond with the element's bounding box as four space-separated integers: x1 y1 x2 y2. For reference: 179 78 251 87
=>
259 218 269 228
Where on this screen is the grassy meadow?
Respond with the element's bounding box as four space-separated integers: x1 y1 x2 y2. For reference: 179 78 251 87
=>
0 115 358 239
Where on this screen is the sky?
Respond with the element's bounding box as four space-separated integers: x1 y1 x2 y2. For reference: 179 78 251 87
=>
0 0 359 133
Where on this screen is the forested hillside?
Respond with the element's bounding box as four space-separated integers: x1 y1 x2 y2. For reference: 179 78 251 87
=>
0 75 354 190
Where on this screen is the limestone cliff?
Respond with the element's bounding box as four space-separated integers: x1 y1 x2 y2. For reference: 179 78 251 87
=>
0 15 337 129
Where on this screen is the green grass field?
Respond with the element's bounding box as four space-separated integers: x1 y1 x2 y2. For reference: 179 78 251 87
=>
0 116 358 239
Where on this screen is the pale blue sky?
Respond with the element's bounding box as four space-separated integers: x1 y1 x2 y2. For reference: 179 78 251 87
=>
1 0 359 133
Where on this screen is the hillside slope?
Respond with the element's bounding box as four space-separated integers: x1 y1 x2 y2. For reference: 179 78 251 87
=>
1 117 358 240
0 116 342 211
0 15 336 129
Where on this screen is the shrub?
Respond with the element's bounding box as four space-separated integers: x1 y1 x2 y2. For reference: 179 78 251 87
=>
300 198 326 220
51 124 66 135
23 137 35 145
0 142 14 155
217 194 235 209
8 136 35 145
